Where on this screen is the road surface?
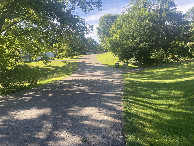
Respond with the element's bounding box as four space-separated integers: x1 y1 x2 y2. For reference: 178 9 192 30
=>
0 54 125 146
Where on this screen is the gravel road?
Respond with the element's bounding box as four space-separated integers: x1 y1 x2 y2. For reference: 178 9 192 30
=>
0 54 125 146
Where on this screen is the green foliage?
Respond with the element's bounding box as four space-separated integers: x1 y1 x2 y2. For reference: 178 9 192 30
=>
123 61 194 145
97 14 119 50
86 37 105 53
0 61 78 95
0 0 101 78
185 6 194 51
55 36 89 58
107 0 193 66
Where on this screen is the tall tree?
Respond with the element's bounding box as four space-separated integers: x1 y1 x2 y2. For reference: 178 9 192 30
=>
97 14 118 50
86 37 104 53
186 6 194 21
108 0 193 66
185 6 194 53
0 0 102 89
0 0 101 67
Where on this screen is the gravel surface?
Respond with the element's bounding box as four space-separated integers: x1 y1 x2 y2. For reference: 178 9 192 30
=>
0 54 125 146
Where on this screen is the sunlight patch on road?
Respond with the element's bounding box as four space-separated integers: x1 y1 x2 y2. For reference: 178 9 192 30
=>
35 120 52 139
10 107 52 120
68 106 120 122
48 131 82 146
81 120 108 128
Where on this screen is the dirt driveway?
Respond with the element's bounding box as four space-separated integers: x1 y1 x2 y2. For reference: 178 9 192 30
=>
0 54 125 146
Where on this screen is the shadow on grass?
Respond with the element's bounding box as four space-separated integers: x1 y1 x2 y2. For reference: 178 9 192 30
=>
34 61 78 80
0 61 78 95
101 63 137 69
123 62 194 145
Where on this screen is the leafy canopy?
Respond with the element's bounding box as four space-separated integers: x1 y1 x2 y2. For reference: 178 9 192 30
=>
0 0 102 70
86 37 104 53
107 0 193 66
97 14 118 50
0 0 102 91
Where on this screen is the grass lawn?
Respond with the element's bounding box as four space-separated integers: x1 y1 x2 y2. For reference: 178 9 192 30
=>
0 60 78 95
96 52 194 145
123 61 194 145
26 61 78 84
96 52 137 68
56 55 81 61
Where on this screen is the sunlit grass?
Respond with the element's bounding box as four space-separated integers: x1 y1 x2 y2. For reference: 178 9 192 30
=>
0 61 78 95
123 61 194 145
26 61 78 85
57 55 81 61
96 52 137 68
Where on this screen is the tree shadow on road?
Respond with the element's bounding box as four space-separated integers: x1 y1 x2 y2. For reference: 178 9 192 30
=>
0 78 125 145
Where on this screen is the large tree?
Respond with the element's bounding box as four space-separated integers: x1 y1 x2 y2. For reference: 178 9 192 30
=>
0 0 101 91
186 6 194 21
0 0 102 70
108 0 193 66
86 37 104 53
185 6 194 53
97 14 118 50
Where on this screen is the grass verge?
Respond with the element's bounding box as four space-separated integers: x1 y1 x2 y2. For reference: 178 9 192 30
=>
123 61 194 145
96 52 137 68
56 55 81 61
0 61 78 95
26 61 78 84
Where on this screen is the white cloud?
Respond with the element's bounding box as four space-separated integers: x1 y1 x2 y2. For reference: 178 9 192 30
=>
86 33 99 42
84 7 124 22
86 24 99 42
176 3 194 13
84 6 127 42
84 1 194 42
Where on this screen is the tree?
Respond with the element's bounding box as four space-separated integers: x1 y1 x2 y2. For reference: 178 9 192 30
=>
0 0 102 92
108 0 193 66
0 0 101 66
185 6 194 54
86 37 104 54
0 0 102 68
186 6 194 21
97 14 118 50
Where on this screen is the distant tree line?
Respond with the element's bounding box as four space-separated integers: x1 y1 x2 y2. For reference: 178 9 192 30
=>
97 0 194 66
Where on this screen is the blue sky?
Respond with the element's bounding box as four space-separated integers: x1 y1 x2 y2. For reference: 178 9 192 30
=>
76 0 194 42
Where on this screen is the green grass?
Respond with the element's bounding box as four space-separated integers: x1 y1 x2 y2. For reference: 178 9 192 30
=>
96 52 137 68
57 55 81 61
0 61 78 95
26 61 78 84
123 61 194 146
